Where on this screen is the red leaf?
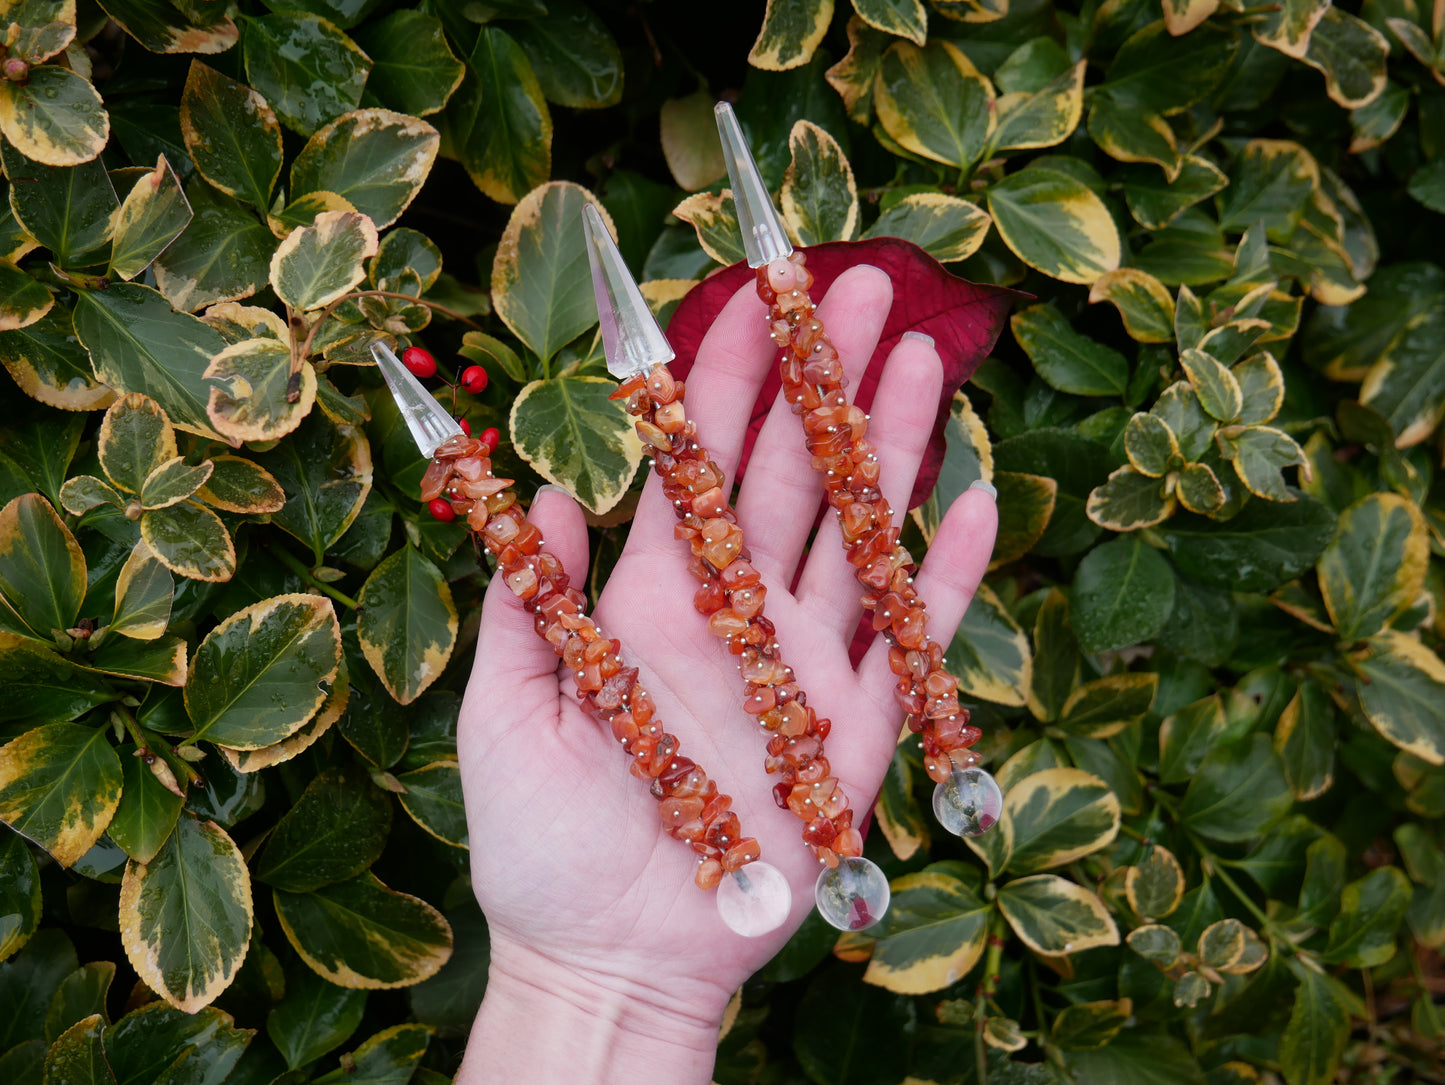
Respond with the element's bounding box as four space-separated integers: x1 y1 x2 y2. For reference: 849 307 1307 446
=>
667 238 1024 509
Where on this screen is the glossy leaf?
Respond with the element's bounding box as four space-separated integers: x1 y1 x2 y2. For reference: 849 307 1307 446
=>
946 583 1030 707
242 13 369 136
1120 155 1228 231
0 305 114 412
780 120 857 245
1181 733 1292 842
100 1000 251 1085
0 633 113 724
1318 493 1428 641
0 261 54 333
875 744 928 861
994 767 1119 875
179 61 282 213
990 470 1055 568
492 182 609 363
73 284 229 442
395 761 467 848
152 181 275 313
1090 268 1174 343
138 456 210 511
507 0 622 109
273 872 451 989
0 140 116 267
194 456 285 516
1126 845 1185 920
862 192 990 263
267 958 367 1069
337 683 409 769
1051 999 1132 1051
271 210 379 313
219 654 351 774
45 961 115 1042
44 1014 108 1085
140 501 235 582
1355 631 1445 766
1280 963 1351 1085
511 375 642 517
108 747 184 863
186 592 341 749
0 723 121 868
206 339 315 445
1087 95 1180 179
993 62 1084 153
357 546 456 706
0 493 85 640
1071 534 1175 653
1301 8 1389 110
875 41 994 170
671 191 745 266
1128 923 1181 967
352 10 463 117
1232 352 1286 425
312 1022 429 1084
987 167 1121 285
748 0 833 70
1161 493 1335 592
118 816 251 1012
256 763 391 892
290 110 439 231
441 27 550 205
996 874 1118 955
0 828 41 961
1216 425 1307 502
108 155 192 282
825 15 888 123
1057 673 1157 739
97 0 238 54
1101 22 1239 114
1321 865 1411 968
0 64 108 167
97 393 175 498
1086 466 1172 532
1358 299 1445 447
1011 303 1128 397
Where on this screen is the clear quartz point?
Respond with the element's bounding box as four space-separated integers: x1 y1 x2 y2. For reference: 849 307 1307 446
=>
933 766 1004 838
582 203 674 381
714 101 793 268
814 856 890 932
370 342 464 458
716 862 792 937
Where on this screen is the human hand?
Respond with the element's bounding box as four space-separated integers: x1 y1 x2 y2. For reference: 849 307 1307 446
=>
456 265 998 1082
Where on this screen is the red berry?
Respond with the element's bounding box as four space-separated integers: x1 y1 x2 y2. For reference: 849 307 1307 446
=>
480 427 501 453
402 346 436 379
461 365 488 394
427 498 455 522
457 417 472 437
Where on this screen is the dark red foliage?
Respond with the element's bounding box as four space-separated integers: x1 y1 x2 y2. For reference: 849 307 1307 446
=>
666 238 1024 509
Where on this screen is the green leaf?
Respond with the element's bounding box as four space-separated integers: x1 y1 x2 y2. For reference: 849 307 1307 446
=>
267 958 366 1070
1252 0 1329 59
43 1014 108 1085
440 26 550 205
1066 1028 1207 1085
1057 673 1157 739
1120 155 1228 231
356 546 456 706
1318 493 1429 641
825 15 888 124
506 0 623 109
671 191 745 266
195 455 285 515
1011 303 1128 397
73 283 229 442
0 827 41 961
1124 413 1179 478
1101 22 1240 114
1216 424 1307 502
218 653 351 775
748 0 834 71
511 374 642 517
100 998 250 1085
780 120 858 245
1179 348 1243 422
139 457 210 510
1025 589 1078 723
0 723 121 868
1155 569 1236 664
0 633 113 725
1161 492 1335 592
337 684 409 769
1408 158 1445 215
0 305 115 412
1321 865 1411 967
140 501 235 582
96 0 239 54
992 62 1085 153
1359 302 1445 448
1071 534 1175 653
352 10 463 117
991 470 1055 567
273 872 451 989
1089 268 1175 344
108 747 184 863
1232 352 1286 425
1280 963 1351 1085
1354 631 1445 766
996 874 1119 955
151 181 274 313
0 260 54 334
1301 8 1389 110
270 209 378 312
658 90 726 192
859 868 989 994
0 926 75 1049
874 40 994 170
987 167 1121 285
1218 139 1317 242
861 192 991 263
994 767 1119 875
312 1023 429 1084
875 743 928 862
0 140 116 267
0 64 108 168
1126 845 1185 920
852 0 926 43
205 339 315 446
994 428 1112 556
1181 733 1291 843
253 412 373 560
290 110 439 231
947 583 1030 708
242 13 369 137
117 816 251 1013
45 962 115 1043
1086 466 1174 532
186 593 342 749
1051 999 1131 1051
256 763 391 892
108 155 192 282
1087 95 1180 179
97 392 176 497
395 761 466 849
179 61 282 213
0 493 85 640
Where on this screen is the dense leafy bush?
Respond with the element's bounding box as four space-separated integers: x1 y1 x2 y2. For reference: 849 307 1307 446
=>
1 0 1442 1081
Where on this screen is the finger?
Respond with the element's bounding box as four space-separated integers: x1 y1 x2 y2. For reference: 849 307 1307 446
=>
463 486 592 739
793 331 944 633
733 264 894 588
857 483 999 695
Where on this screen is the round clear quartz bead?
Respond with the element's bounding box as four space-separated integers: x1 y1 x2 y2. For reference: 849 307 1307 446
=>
717 862 792 937
814 856 889 932
932 765 1003 838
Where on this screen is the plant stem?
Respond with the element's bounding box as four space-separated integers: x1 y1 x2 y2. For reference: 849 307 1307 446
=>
1200 850 1288 946
295 289 489 370
113 704 203 786
269 545 362 610
976 912 1007 1084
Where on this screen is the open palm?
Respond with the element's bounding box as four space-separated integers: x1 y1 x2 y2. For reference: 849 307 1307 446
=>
456 267 998 1077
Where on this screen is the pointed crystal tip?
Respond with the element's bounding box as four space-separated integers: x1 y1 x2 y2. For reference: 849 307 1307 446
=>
714 101 793 268
370 342 464 458
582 203 674 381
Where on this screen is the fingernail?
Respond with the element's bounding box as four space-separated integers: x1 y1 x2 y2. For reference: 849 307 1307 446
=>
901 330 935 348
969 478 997 500
534 483 570 500
858 263 890 282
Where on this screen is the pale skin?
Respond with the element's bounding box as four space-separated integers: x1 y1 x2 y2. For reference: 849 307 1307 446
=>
455 266 999 1083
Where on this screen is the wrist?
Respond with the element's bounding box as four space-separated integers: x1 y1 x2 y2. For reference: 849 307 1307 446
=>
457 937 730 1084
